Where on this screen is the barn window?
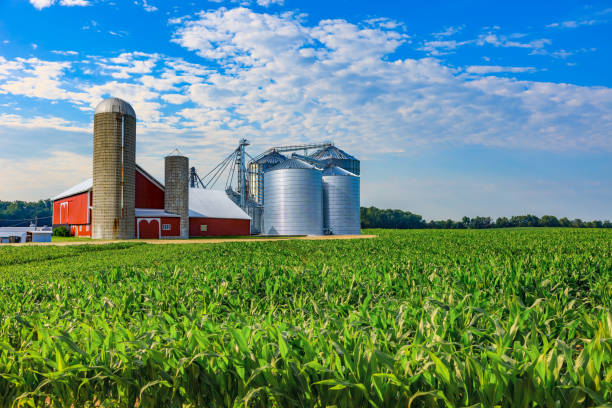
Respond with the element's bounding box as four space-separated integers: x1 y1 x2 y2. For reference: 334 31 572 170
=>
200 224 207 232
162 224 171 231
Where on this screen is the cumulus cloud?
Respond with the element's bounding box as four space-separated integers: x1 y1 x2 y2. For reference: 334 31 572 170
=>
0 151 91 201
466 65 537 74
141 0 157 12
256 0 284 6
29 0 54 9
51 50 79 56
171 8 612 153
59 0 90 5
0 113 90 132
29 0 89 8
1 6 611 166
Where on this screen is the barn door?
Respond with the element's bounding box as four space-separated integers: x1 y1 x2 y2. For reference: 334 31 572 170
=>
138 219 160 239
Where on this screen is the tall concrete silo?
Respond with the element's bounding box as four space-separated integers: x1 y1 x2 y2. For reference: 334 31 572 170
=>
164 153 189 239
263 158 323 235
322 166 360 235
92 97 136 239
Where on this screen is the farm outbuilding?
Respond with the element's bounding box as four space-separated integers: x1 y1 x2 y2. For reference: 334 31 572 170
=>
0 227 52 243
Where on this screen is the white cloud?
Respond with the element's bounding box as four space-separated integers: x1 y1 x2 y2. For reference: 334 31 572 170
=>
256 0 284 6
466 65 536 74
29 0 54 9
476 33 551 49
420 29 552 56
0 151 91 201
169 8 612 153
1 6 611 167
29 0 89 8
419 39 474 55
59 0 90 6
141 0 157 12
0 57 89 103
51 50 79 56
433 25 465 38
0 113 90 132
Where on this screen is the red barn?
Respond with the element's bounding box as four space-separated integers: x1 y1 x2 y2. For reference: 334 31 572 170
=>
52 164 250 239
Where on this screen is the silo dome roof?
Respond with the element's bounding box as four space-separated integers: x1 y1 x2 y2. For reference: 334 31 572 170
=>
265 158 317 172
256 151 287 164
94 97 136 118
310 145 356 160
322 166 358 177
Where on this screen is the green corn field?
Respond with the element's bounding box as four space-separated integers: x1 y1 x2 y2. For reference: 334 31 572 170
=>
0 228 610 407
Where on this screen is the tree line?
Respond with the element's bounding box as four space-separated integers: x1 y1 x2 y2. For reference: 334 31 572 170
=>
360 206 612 229
0 200 53 227
1 199 610 229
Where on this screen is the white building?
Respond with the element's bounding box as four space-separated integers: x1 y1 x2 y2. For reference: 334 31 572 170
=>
0 227 52 243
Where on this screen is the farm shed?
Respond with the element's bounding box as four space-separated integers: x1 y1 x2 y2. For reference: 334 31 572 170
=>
189 189 251 237
0 227 52 243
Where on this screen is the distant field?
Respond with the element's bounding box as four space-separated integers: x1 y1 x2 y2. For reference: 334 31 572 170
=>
0 229 610 407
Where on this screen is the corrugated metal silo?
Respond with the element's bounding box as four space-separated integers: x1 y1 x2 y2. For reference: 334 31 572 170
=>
92 97 136 239
322 166 360 235
164 153 189 239
263 158 323 235
248 151 287 205
309 146 360 175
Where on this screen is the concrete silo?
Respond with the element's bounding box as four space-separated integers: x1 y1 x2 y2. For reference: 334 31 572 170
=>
263 158 323 235
322 166 360 235
164 153 189 239
92 97 136 239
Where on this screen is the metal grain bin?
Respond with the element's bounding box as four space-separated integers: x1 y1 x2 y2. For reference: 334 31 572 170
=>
309 145 360 175
248 151 287 205
263 158 323 235
322 166 360 235
92 97 136 239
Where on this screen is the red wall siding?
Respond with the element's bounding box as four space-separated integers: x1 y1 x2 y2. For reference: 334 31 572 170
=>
135 170 164 209
160 217 180 237
53 191 90 225
189 218 250 237
70 224 92 237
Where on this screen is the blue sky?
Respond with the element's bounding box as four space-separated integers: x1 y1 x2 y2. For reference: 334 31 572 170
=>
0 0 610 220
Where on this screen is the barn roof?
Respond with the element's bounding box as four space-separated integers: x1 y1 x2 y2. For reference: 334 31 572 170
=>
189 188 251 220
52 164 163 201
52 178 92 201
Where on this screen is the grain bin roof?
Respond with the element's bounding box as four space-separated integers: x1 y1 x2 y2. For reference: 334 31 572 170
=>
256 151 287 164
265 158 317 172
94 97 136 118
189 188 251 220
310 146 356 160
322 166 358 177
